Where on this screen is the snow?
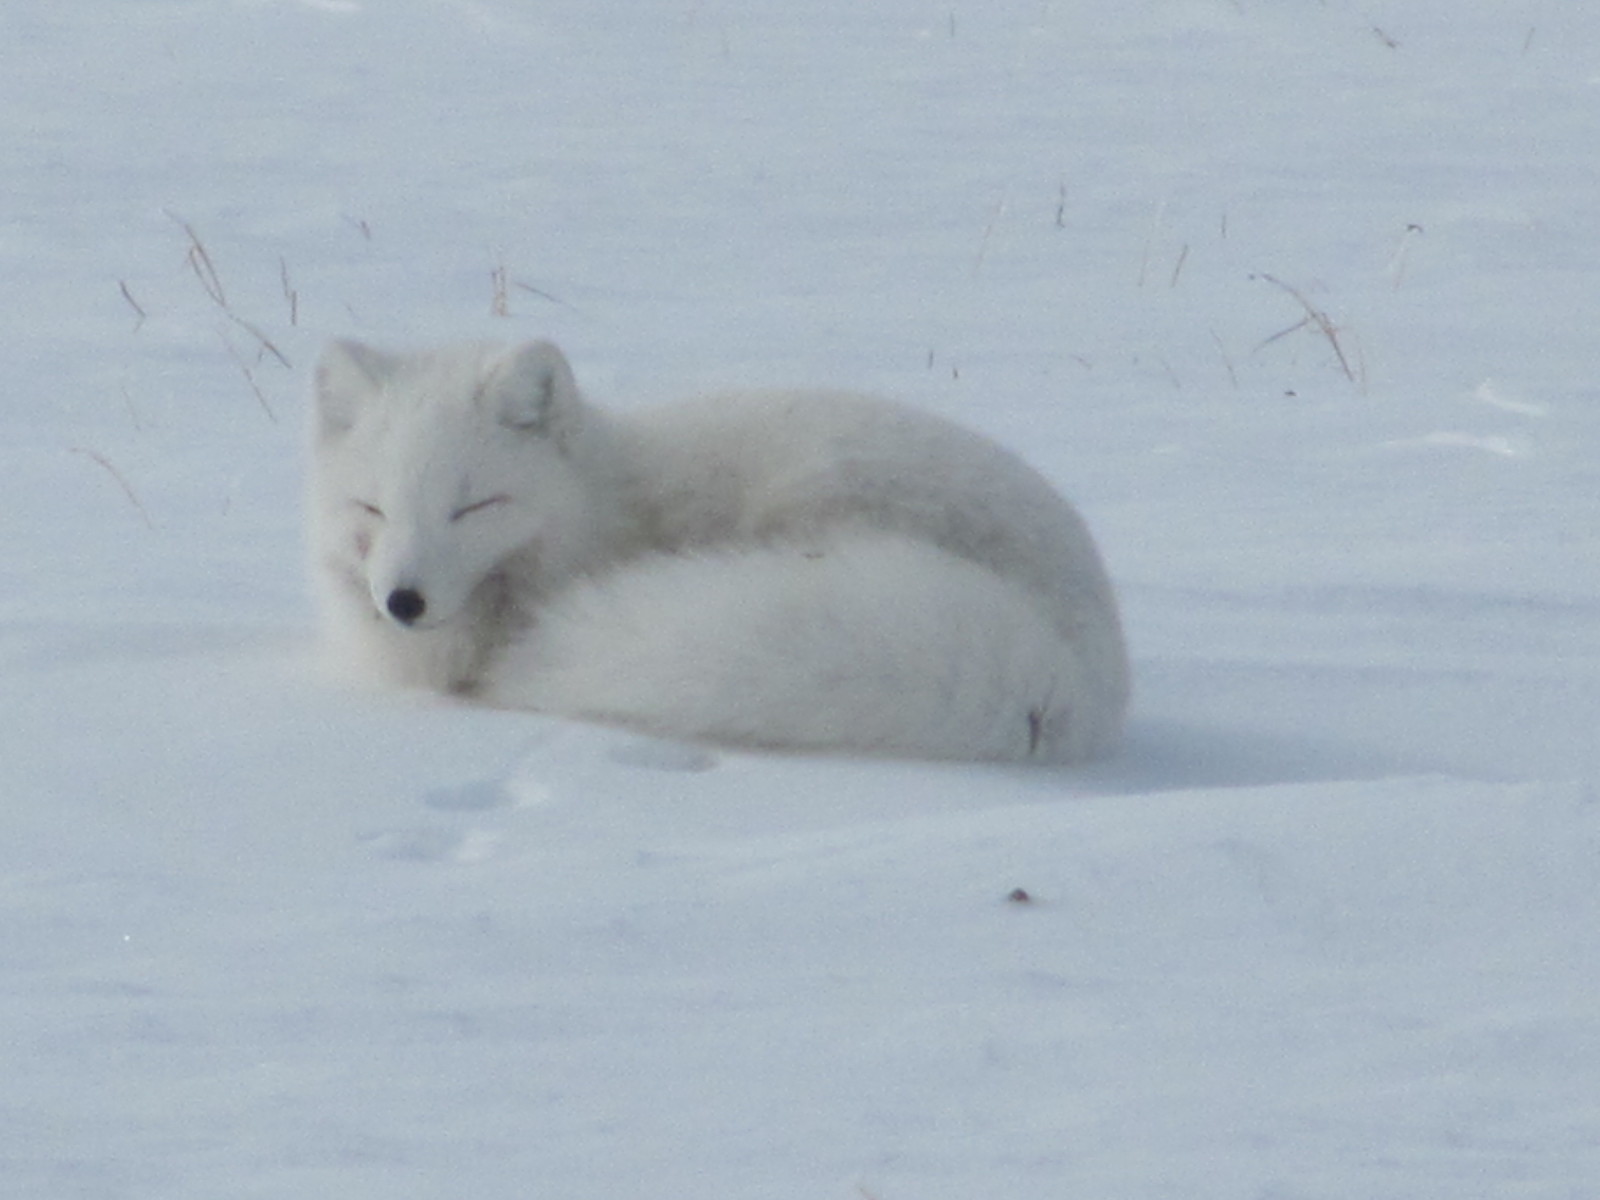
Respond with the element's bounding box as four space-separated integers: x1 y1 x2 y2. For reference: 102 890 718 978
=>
3 0 1599 1195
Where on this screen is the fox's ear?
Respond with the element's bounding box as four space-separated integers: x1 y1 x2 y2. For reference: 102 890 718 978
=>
481 341 580 444
314 339 396 438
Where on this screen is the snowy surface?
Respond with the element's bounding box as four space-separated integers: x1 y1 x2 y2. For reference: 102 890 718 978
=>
4 1 1600 1195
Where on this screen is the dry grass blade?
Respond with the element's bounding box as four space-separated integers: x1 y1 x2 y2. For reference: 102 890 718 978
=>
1169 242 1190 288
188 244 226 307
1386 222 1424 290
1136 197 1168 287
118 280 147 331
167 212 228 308
490 263 510 317
227 312 292 369
1211 329 1240 389
280 256 299 326
219 332 280 423
513 279 573 308
491 260 578 317
972 186 1010 276
165 212 294 374
69 446 155 528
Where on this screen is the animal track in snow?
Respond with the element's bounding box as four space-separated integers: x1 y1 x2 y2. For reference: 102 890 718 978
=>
1380 430 1531 458
499 728 719 805
373 730 721 865
362 826 502 864
424 780 514 812
603 734 720 773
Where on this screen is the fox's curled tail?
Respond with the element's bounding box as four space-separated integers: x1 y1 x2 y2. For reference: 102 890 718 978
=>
485 532 1123 762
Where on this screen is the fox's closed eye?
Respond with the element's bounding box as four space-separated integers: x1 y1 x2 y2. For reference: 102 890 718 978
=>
353 500 384 519
451 495 510 522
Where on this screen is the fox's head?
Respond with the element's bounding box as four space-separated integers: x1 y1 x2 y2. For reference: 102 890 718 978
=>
309 339 603 632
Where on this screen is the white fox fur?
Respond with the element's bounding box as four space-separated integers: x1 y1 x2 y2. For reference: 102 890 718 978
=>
307 339 1128 762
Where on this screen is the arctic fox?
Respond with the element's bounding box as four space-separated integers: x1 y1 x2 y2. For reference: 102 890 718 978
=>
307 339 1129 762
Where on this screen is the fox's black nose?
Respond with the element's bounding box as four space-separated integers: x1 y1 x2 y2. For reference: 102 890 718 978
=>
386 588 427 625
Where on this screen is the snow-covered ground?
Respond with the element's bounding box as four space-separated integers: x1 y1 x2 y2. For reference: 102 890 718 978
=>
4 1 1599 1195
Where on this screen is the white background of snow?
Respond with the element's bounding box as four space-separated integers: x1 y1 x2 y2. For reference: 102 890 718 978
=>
3 1 1599 1196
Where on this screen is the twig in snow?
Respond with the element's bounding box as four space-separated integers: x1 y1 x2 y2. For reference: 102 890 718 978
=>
1251 273 1358 386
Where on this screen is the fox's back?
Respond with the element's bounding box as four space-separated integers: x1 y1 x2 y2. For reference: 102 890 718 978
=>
620 389 1124 661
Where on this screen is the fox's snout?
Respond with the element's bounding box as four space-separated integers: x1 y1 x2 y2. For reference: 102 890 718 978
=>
385 587 428 626
367 546 488 629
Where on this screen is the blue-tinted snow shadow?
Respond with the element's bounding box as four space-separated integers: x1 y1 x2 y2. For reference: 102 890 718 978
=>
1069 655 1599 795
1076 715 1424 795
